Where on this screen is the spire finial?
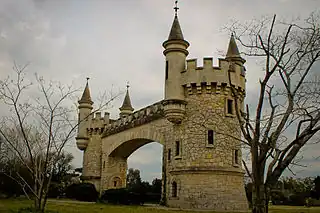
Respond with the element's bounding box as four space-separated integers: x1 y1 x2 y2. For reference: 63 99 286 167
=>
174 0 179 15
126 81 130 90
79 77 93 105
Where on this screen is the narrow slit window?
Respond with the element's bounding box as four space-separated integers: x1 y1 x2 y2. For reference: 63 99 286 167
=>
227 99 234 114
172 181 177 197
208 130 214 145
114 181 117 187
165 61 169 80
235 150 239 164
168 149 171 161
175 141 180 156
103 161 106 169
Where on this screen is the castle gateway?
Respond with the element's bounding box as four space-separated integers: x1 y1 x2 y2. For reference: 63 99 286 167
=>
76 7 248 212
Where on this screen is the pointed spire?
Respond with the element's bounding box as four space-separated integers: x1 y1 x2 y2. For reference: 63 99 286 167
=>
78 78 93 105
168 15 184 40
119 83 134 112
226 33 241 58
167 1 185 41
226 33 245 63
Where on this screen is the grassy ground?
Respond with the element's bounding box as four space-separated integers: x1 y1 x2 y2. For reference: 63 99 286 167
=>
0 199 320 213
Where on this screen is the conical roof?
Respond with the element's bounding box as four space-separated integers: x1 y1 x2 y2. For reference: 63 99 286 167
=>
78 80 93 105
120 87 134 111
168 15 184 41
226 34 241 59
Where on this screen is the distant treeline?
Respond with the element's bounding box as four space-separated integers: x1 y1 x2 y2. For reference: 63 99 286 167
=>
245 176 320 207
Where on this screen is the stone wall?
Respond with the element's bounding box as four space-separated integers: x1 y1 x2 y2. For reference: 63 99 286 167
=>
166 171 248 211
82 134 102 190
80 76 248 211
162 86 248 211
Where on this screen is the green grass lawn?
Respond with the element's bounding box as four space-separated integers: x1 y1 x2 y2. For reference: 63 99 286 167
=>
0 199 320 213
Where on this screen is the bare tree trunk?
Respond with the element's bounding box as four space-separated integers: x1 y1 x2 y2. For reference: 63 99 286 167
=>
252 179 267 213
251 146 268 213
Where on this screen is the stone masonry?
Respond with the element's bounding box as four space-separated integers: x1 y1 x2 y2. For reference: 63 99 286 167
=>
75 6 249 212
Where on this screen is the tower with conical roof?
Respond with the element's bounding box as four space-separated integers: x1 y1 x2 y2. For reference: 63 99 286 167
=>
162 3 189 124
119 84 134 118
76 78 93 151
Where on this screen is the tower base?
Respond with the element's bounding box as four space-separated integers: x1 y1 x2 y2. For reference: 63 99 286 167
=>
166 171 248 212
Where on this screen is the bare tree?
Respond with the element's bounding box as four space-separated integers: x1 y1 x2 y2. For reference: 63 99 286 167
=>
226 11 320 213
0 64 118 212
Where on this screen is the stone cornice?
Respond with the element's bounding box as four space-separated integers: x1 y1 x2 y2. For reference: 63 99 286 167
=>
169 166 245 175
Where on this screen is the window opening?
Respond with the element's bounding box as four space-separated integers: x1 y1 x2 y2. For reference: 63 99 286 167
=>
168 149 171 161
165 61 169 80
175 141 180 156
227 99 234 114
208 130 214 145
235 150 239 164
172 181 177 197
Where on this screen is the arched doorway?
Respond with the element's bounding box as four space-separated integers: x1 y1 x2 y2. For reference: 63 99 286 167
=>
128 142 163 184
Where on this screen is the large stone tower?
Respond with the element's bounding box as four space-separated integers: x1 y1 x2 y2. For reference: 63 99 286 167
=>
160 9 247 211
75 4 248 212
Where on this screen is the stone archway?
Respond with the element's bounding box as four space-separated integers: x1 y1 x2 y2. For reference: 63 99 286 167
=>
100 120 166 193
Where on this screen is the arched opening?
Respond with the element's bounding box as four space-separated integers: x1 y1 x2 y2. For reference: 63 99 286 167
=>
127 142 163 182
172 181 177 198
108 139 163 203
111 177 122 188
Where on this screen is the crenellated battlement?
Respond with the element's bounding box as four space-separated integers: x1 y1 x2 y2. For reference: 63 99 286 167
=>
184 82 245 100
101 101 164 137
182 57 246 92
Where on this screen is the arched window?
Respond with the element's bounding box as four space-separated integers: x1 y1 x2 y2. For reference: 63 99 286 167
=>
172 181 177 197
112 177 122 188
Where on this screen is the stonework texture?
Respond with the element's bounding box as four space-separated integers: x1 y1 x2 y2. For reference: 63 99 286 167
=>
76 83 248 211
76 22 248 211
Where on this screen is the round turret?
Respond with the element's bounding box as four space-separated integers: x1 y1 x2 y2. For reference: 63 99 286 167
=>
76 79 93 151
163 13 189 124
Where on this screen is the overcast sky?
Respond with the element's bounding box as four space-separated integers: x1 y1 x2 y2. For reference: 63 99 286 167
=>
1 0 319 182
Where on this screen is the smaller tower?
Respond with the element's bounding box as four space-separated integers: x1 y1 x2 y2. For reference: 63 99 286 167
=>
119 84 134 118
76 78 93 151
163 1 189 124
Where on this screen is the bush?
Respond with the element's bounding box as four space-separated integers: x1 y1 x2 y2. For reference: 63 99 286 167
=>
288 193 307 206
65 183 98 202
47 182 62 198
270 190 288 205
306 198 320 207
101 188 144 205
144 192 161 203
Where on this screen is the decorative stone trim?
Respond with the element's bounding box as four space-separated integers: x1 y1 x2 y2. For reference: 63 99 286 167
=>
169 166 244 175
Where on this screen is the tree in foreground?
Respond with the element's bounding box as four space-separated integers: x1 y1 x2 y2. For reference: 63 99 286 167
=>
227 11 320 213
0 64 117 212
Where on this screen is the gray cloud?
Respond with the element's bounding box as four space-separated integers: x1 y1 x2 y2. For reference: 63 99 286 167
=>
0 0 318 181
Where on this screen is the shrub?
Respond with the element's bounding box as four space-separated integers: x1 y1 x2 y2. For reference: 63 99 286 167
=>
270 190 287 205
101 188 144 205
144 192 161 203
47 182 62 198
65 183 98 202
